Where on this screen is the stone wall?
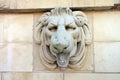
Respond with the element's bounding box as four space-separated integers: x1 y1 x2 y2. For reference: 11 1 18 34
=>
0 0 120 80
0 0 114 9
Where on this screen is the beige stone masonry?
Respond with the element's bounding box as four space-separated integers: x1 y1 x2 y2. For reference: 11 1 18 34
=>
95 0 114 7
0 14 33 43
0 0 115 11
2 73 63 80
72 0 114 8
72 0 94 7
8 0 72 9
94 11 120 41
0 43 33 71
65 73 120 80
0 6 119 80
94 42 120 72
0 13 33 72
0 23 4 42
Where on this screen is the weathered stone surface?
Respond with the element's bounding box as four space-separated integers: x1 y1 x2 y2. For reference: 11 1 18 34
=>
115 0 120 4
84 11 93 40
0 0 9 9
33 7 92 71
0 43 32 71
33 44 49 71
3 73 63 80
94 42 120 72
65 73 120 80
9 0 114 9
0 14 33 43
94 11 120 41
34 44 93 72
33 12 93 72
72 0 94 7
0 23 4 42
95 0 114 7
0 0 116 11
79 12 94 72
10 0 71 9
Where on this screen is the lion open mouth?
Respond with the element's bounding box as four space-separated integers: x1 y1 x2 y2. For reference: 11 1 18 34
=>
47 45 71 68
56 53 70 68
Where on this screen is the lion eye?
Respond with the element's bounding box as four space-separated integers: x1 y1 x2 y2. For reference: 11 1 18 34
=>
48 26 57 32
65 26 76 31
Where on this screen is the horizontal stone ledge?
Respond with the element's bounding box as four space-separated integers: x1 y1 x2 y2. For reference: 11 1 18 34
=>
114 0 120 9
0 6 120 13
0 0 116 12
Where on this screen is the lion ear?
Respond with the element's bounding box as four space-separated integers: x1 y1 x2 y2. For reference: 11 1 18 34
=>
73 11 92 45
34 12 50 44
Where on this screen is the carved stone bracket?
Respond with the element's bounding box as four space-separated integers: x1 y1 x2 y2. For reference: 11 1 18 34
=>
34 7 92 70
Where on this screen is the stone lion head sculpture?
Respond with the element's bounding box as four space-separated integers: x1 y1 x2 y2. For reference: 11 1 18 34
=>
34 7 92 70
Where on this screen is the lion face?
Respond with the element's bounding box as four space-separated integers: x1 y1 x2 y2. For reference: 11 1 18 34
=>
34 7 92 70
45 15 81 67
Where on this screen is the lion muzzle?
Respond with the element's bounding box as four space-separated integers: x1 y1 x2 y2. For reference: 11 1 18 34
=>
52 34 69 53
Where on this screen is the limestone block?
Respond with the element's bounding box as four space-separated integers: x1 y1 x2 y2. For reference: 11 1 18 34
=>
1 14 33 43
3 73 63 80
0 14 6 42
72 0 94 7
94 11 120 41
10 0 71 9
94 42 120 72
65 73 120 80
33 13 43 25
95 0 114 7
0 0 116 10
33 44 49 71
0 43 32 71
84 11 93 38
10 0 114 9
0 22 4 42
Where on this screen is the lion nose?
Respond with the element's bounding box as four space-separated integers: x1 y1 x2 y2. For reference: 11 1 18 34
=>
53 39 69 53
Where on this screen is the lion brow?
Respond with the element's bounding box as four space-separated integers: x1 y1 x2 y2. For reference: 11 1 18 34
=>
51 23 57 26
66 22 74 26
